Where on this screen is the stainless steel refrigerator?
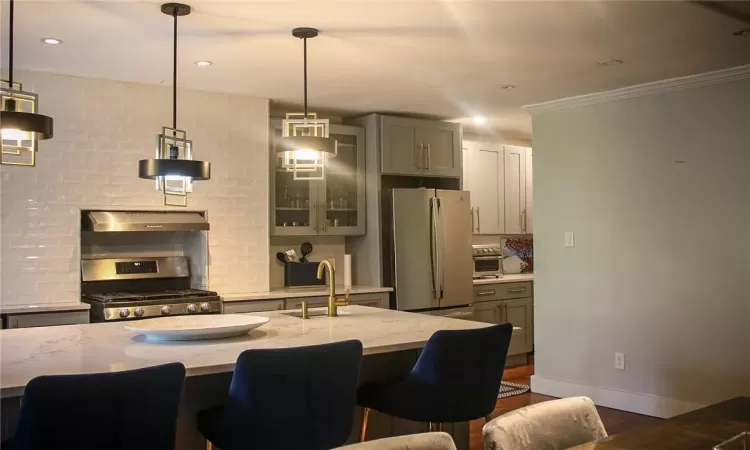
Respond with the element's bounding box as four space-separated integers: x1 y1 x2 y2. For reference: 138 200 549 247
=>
390 188 474 315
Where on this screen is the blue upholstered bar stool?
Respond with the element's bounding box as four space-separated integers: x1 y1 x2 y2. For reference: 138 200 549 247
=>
197 340 363 450
10 362 186 450
357 323 513 441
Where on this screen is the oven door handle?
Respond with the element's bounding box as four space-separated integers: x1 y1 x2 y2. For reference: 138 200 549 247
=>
474 256 502 261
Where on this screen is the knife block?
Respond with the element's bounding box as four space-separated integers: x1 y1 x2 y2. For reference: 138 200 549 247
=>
284 262 326 288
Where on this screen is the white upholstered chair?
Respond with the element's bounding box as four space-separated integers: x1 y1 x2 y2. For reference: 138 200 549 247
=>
335 432 457 450
483 396 607 450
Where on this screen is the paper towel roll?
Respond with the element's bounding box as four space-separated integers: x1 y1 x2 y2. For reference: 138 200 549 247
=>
344 254 352 289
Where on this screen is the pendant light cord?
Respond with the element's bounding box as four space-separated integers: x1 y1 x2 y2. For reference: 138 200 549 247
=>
8 0 14 87
172 8 178 131
303 37 308 119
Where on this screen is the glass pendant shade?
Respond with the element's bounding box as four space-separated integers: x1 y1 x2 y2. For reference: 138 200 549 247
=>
277 113 336 181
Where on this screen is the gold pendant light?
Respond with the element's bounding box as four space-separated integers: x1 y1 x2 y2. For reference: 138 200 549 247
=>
276 27 336 181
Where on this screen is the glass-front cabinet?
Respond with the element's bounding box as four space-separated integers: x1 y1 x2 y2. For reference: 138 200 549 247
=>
271 123 366 236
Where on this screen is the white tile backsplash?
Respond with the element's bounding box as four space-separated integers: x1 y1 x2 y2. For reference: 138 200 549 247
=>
0 70 271 307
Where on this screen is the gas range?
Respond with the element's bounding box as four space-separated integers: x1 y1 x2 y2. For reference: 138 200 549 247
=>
81 257 220 322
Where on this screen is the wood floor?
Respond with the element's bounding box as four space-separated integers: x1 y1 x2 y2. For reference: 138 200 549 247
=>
469 359 662 450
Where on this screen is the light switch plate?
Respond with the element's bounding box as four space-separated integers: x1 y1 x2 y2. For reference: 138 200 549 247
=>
615 352 625 370
564 232 575 247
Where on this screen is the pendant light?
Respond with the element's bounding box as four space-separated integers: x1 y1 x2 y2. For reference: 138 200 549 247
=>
138 3 210 207
1 0 54 167
277 27 336 181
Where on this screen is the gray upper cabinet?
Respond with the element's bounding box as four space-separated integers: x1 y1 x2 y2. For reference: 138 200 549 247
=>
381 116 422 176
464 141 505 235
419 121 461 177
380 115 462 178
271 123 366 236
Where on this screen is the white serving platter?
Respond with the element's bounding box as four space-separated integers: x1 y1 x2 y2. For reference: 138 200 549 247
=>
125 314 269 341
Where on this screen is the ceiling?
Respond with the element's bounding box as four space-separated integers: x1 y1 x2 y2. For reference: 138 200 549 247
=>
3 1 749 139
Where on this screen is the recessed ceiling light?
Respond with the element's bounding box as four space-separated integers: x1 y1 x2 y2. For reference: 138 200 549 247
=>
194 60 212 67
472 116 488 125
733 28 750 37
41 37 62 45
500 84 516 90
597 59 624 67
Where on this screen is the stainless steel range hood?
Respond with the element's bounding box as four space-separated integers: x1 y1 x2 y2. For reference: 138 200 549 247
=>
82 210 209 232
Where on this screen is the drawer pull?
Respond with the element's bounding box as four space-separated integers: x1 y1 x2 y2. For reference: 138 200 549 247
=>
477 290 496 296
507 288 527 293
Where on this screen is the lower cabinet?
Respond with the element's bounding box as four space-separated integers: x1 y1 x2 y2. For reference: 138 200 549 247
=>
347 293 389 309
287 293 389 310
286 297 328 310
225 293 390 314
472 300 503 324
222 300 285 314
2 311 90 329
472 295 533 356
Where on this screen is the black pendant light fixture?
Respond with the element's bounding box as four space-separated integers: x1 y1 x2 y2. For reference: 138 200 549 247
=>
1 0 54 167
277 27 336 181
139 3 210 206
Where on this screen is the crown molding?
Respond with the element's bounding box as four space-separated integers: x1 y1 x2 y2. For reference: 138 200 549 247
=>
523 64 750 114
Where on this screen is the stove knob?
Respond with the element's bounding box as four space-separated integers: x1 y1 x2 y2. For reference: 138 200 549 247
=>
134 307 145 318
119 308 130 319
200 302 211 312
161 305 172 315
187 304 198 313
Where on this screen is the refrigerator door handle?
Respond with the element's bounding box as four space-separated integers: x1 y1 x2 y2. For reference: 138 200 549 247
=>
430 197 440 300
435 197 444 299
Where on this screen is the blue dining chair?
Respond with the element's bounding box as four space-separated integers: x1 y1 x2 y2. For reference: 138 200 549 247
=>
197 339 364 450
357 323 513 440
10 362 186 450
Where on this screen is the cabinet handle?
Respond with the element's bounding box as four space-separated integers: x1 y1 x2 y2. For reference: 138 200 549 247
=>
415 143 423 169
508 287 527 293
470 208 475 233
320 204 326 232
521 209 527 234
477 290 496 296
476 207 481 233
425 144 431 170
312 203 318 232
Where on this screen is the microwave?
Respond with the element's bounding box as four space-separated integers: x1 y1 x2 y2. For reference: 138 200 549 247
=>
472 245 503 279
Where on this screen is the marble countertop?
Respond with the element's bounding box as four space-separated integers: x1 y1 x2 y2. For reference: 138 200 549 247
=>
0 305 487 398
221 285 393 302
0 303 91 315
473 274 534 285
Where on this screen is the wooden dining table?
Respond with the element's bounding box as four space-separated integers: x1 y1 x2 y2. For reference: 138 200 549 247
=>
571 397 750 450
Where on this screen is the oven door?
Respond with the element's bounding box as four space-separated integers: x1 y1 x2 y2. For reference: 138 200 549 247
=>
473 256 502 277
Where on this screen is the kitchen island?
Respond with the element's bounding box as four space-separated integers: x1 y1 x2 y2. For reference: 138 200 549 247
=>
0 305 490 449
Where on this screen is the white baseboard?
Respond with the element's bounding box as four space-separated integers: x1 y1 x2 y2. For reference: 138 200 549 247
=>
530 375 706 419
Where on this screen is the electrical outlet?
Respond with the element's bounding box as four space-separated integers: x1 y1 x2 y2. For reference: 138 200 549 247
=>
615 352 625 370
564 232 575 247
